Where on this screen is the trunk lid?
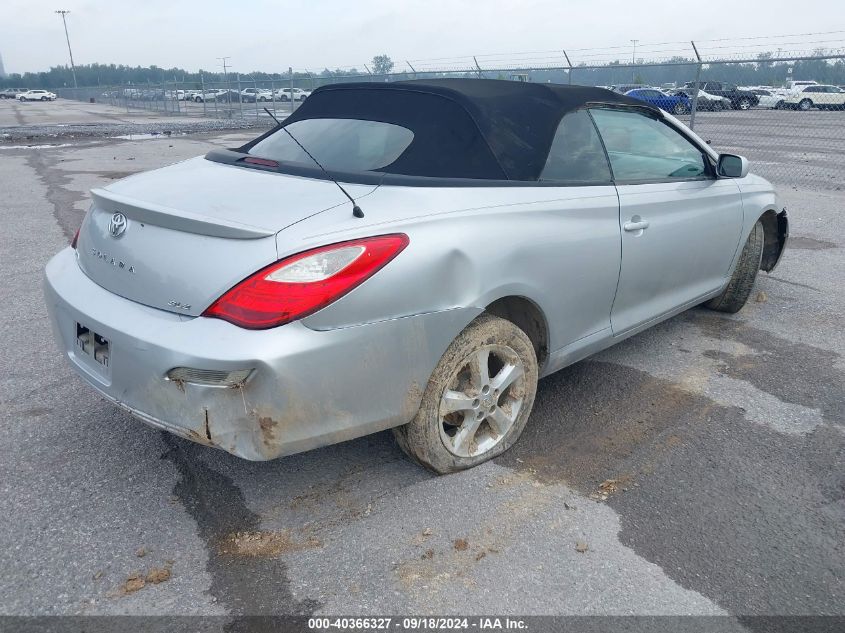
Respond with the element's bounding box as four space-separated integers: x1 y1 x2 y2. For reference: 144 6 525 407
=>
76 156 377 316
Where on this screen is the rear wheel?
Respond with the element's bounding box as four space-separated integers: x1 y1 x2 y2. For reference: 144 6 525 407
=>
393 313 538 474
705 221 764 313
737 97 752 110
672 102 687 115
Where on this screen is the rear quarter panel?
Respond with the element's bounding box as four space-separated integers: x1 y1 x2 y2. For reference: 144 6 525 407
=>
290 184 623 356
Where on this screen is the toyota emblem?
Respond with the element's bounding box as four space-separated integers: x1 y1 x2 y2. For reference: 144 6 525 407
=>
109 212 128 238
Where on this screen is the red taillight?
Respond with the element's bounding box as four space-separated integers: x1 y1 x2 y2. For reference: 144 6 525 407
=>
243 156 279 168
202 234 409 329
71 227 80 249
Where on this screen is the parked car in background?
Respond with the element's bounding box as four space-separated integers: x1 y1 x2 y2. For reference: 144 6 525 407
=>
749 88 786 109
274 87 311 102
625 88 690 114
0 88 27 99
44 79 787 473
18 90 57 101
785 80 818 92
781 84 845 110
682 81 758 110
193 89 238 103
610 83 646 95
241 88 274 102
668 88 731 111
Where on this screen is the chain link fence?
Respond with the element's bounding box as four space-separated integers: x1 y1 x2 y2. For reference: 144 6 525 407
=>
54 48 845 190
55 74 313 120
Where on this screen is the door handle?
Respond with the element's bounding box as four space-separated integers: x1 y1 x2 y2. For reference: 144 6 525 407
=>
623 219 650 232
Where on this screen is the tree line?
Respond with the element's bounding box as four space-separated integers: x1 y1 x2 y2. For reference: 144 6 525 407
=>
2 53 844 90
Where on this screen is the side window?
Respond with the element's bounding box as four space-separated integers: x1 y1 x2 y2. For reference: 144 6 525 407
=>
540 110 612 184
590 108 709 182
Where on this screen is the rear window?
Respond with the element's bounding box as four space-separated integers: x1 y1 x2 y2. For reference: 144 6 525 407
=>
248 118 414 172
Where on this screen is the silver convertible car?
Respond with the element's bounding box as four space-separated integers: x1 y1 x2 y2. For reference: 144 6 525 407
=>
45 79 788 473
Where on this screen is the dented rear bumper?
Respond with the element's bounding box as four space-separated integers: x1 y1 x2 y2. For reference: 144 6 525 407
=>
44 247 479 460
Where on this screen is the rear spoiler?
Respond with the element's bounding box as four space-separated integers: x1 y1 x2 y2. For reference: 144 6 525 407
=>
91 188 275 240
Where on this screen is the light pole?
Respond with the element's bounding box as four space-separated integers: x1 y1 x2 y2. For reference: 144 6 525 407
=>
55 10 78 89
631 39 638 83
217 56 230 83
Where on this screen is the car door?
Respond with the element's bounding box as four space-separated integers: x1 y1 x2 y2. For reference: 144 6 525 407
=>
704 81 722 96
819 86 845 107
536 109 622 350
643 89 669 110
589 107 744 335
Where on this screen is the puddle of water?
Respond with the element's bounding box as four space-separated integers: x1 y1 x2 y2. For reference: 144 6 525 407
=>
112 133 160 140
111 132 186 140
0 143 76 150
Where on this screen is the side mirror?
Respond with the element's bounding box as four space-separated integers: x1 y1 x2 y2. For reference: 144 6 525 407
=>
717 154 749 178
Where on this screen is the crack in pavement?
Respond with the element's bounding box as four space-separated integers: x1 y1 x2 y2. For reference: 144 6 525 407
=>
11 101 26 126
24 149 87 240
161 434 320 627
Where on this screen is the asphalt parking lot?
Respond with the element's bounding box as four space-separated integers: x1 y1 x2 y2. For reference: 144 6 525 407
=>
0 101 842 628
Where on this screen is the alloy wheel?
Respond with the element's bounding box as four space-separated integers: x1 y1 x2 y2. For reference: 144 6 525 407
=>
438 344 527 458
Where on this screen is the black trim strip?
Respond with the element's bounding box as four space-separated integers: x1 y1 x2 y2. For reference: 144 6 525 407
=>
205 149 617 189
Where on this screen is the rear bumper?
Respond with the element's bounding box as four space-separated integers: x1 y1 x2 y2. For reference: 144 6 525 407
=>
44 247 478 460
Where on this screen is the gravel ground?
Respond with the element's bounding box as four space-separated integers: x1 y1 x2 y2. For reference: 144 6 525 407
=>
0 106 842 632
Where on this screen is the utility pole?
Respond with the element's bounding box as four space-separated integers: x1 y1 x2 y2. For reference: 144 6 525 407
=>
630 39 638 83
217 56 230 83
217 56 231 105
55 10 78 88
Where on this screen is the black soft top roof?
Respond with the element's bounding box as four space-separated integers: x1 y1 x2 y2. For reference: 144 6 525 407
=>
249 79 659 181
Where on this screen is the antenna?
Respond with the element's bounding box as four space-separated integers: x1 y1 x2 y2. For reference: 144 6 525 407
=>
262 108 364 218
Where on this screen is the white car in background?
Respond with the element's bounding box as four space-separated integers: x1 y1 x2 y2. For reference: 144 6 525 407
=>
274 87 311 102
18 90 57 101
785 80 818 92
241 88 274 102
781 84 845 111
749 88 787 109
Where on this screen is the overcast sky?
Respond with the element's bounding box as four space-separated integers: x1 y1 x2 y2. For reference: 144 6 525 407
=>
1 0 842 75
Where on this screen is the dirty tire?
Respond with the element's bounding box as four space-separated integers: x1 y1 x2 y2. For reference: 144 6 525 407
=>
393 313 538 474
705 220 764 313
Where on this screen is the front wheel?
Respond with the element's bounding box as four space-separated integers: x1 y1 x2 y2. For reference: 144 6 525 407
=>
393 313 538 474
704 221 764 313
737 98 752 110
798 99 812 111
